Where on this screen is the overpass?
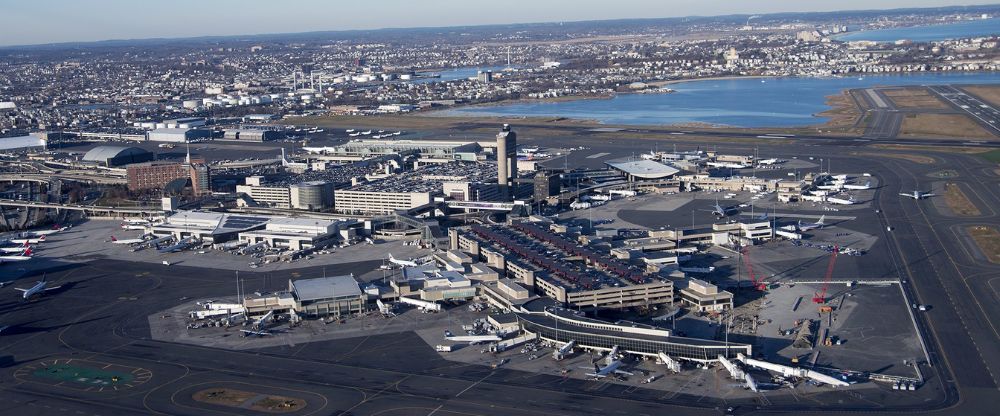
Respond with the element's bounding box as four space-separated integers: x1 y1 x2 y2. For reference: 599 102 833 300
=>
0 173 127 185
0 199 160 217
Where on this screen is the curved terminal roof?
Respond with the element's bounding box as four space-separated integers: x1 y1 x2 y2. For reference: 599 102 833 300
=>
606 159 679 179
82 145 150 162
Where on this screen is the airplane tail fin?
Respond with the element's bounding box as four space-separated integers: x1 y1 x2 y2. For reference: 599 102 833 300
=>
39 235 45 241
594 363 600 373
111 236 117 242
817 215 825 225
24 248 32 257
23 240 29 247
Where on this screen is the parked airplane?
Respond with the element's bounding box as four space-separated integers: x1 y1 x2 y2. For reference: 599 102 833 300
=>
388 254 432 267
827 196 856 205
241 310 275 337
843 181 872 190
14 278 60 300
757 158 785 165
19 226 66 238
707 200 738 217
583 360 634 379
111 235 146 245
900 190 935 200
444 330 501 344
10 236 44 245
158 237 196 253
0 248 33 263
707 161 748 169
0 241 30 253
798 215 826 231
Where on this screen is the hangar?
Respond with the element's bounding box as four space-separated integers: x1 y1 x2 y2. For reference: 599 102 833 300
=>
82 145 154 167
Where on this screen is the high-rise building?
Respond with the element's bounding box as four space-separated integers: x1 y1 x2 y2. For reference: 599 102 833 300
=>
496 124 517 201
477 70 493 83
533 171 560 203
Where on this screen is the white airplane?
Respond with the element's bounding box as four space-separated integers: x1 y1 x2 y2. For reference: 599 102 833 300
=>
0 324 8 334
14 278 61 300
843 181 872 190
757 158 785 165
19 226 66 238
707 200 737 217
827 196 855 205
798 215 826 231
443 330 501 344
241 310 275 337
0 248 33 263
900 190 935 200
158 237 196 253
111 235 146 245
10 236 44 245
144 235 174 248
707 161 749 169
0 241 30 253
388 253 433 267
583 360 634 379
816 183 844 191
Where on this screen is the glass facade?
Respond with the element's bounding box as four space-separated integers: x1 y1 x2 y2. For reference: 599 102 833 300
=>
518 314 750 361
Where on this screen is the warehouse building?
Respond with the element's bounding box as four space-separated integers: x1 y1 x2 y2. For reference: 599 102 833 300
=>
147 128 212 143
0 134 46 153
222 128 285 142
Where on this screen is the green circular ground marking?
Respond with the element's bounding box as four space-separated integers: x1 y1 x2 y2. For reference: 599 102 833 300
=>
14 358 152 392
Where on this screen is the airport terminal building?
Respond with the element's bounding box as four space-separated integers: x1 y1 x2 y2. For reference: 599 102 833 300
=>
516 307 751 362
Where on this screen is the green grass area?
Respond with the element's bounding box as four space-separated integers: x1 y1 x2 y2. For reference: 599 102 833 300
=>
977 149 1000 164
33 364 132 386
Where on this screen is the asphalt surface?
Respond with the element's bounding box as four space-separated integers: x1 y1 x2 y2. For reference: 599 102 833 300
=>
929 85 1000 137
1 136 999 415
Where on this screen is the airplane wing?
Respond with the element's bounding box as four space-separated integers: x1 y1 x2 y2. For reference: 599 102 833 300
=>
899 193 915 198
44 285 62 291
614 370 635 376
13 288 28 292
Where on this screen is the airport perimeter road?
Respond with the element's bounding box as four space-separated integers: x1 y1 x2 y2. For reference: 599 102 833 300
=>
929 85 1000 137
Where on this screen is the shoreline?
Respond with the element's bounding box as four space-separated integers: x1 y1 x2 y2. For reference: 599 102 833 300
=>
419 71 998 129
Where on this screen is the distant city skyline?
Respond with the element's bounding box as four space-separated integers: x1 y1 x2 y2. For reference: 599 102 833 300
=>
1 0 997 47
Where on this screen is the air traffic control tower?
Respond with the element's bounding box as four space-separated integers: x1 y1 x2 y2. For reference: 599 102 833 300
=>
496 124 517 201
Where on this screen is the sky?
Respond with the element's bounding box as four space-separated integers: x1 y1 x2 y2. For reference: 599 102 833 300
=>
1 0 996 46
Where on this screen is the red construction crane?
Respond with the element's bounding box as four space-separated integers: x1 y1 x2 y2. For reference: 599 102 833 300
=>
740 246 767 291
813 246 839 304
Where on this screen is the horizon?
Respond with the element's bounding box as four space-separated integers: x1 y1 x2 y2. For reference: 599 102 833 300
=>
1 0 998 48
